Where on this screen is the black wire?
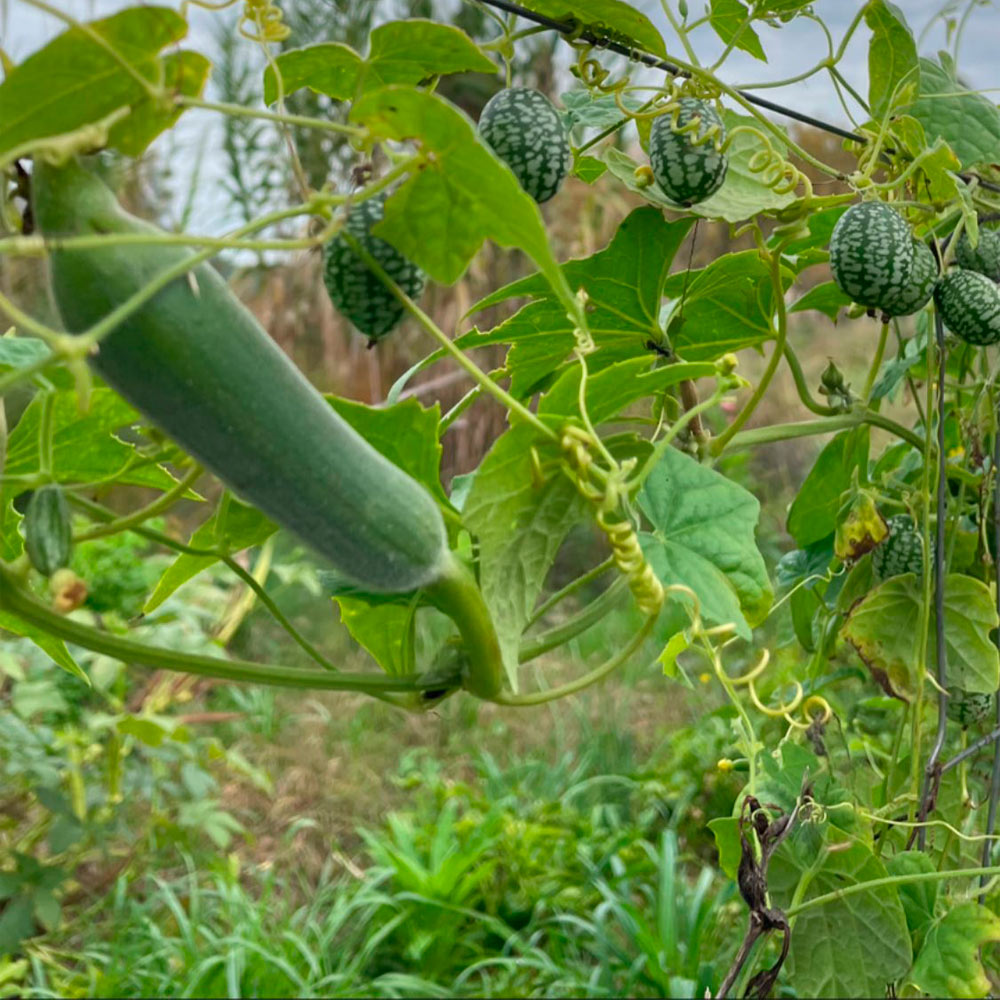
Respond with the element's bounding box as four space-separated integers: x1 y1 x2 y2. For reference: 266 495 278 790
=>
982 406 1000 897
477 0 867 141
477 0 1000 195
917 309 950 851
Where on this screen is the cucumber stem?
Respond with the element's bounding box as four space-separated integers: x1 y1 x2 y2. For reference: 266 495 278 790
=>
0 563 439 695
424 554 505 699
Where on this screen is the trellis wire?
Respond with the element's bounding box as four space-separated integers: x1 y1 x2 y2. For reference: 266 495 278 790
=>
476 0 1000 194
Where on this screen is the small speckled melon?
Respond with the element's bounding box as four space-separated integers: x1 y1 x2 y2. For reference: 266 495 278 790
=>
956 226 1000 282
323 194 426 342
829 202 926 316
648 98 728 207
872 514 923 580
934 268 1000 346
877 237 939 317
947 688 993 728
478 88 571 203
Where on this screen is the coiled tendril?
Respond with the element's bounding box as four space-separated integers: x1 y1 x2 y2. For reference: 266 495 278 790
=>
560 425 664 615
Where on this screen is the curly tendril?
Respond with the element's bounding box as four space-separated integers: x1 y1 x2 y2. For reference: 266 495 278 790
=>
560 425 664 616
182 0 291 42
726 125 815 201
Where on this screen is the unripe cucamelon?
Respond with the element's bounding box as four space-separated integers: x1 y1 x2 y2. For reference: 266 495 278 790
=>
871 514 923 581
946 688 993 728
477 88 570 203
829 202 936 317
323 194 425 343
648 98 728 207
956 226 1000 282
24 484 72 577
934 268 1000 346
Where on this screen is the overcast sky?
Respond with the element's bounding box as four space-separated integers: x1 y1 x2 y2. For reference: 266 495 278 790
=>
5 0 998 232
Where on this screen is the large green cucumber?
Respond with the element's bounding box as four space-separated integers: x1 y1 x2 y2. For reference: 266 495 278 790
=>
31 158 448 595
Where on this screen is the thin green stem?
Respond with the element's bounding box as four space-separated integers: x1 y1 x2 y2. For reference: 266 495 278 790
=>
74 200 329 354
638 384 726 488
37 391 55 477
494 612 656 706
787 865 1000 919
709 10 755 72
833 5 868 65
519 577 628 662
525 556 615 628
74 464 203 543
177 95 366 138
783 344 842 416
340 231 555 442
863 323 890 400
0 564 430 693
712 252 787 454
661 1 700 66
68 493 339 675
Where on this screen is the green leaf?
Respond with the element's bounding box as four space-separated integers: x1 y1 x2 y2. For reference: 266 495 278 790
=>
0 610 88 685
0 336 72 388
841 574 1000 699
603 112 797 223
885 850 936 942
710 0 766 62
514 0 666 58
786 428 869 548
790 281 853 322
351 86 559 287
5 388 179 491
865 1 918 120
463 424 589 688
662 250 789 360
638 446 772 638
144 497 276 613
0 896 35 954
108 50 210 157
0 7 197 158
773 839 911 997
361 20 495 90
263 21 494 105
905 56 1000 169
335 597 417 676
572 154 608 184
264 43 361 103
326 396 448 506
561 89 643 131
0 500 23 561
707 816 740 880
538 357 717 425
910 903 1000 999
461 207 695 394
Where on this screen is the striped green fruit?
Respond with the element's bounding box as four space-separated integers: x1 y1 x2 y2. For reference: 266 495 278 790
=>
829 202 933 317
477 88 570 203
934 268 1000 346
947 688 993 728
872 514 923 581
24 484 72 577
323 194 426 342
956 227 1000 282
877 237 938 317
648 98 728 207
